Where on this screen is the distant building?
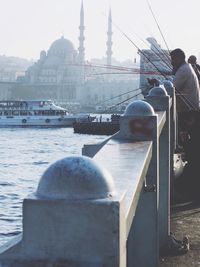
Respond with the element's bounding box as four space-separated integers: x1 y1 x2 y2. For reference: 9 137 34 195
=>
139 37 170 94
15 37 82 102
0 82 15 99
81 78 140 111
0 55 32 82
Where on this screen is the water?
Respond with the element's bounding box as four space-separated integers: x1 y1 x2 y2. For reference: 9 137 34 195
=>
0 127 107 246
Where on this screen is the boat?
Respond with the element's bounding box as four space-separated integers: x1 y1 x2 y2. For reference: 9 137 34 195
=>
73 114 120 135
0 100 79 127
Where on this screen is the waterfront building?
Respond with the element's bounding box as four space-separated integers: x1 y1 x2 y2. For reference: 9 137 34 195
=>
15 37 82 102
0 81 14 99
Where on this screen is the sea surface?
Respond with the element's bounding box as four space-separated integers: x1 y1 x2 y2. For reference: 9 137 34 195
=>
0 126 107 246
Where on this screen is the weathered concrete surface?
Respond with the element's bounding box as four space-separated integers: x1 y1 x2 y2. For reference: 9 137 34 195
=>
160 202 200 266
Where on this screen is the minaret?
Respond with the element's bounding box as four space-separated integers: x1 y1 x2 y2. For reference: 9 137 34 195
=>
77 0 85 105
78 0 85 64
106 8 113 67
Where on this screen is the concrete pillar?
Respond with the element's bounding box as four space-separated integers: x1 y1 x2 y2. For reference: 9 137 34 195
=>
115 100 159 267
145 86 171 252
0 156 126 267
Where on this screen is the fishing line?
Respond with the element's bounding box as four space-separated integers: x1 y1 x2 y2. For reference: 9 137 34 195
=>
107 91 143 111
95 87 144 106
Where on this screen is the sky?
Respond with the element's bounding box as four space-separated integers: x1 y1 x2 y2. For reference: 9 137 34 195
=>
0 0 200 62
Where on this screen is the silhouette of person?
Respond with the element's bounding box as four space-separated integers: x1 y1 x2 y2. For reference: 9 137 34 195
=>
188 55 200 83
170 49 199 112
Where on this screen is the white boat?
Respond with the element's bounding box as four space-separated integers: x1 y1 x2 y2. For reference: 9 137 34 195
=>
0 100 78 127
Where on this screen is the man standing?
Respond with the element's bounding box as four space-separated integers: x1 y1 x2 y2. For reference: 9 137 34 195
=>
171 49 200 201
188 55 200 83
170 49 200 112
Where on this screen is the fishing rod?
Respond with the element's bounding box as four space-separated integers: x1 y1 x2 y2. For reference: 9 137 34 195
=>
146 1 199 111
111 19 169 80
146 39 172 70
126 25 172 70
146 0 171 55
112 21 197 110
74 54 170 77
111 21 195 110
90 70 168 76
95 87 144 106
82 62 139 72
102 13 170 73
107 91 143 111
101 11 170 78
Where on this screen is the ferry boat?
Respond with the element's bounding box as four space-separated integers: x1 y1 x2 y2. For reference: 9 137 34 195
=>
0 100 80 127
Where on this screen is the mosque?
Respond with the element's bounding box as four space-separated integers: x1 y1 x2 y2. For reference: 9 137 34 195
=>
10 2 140 111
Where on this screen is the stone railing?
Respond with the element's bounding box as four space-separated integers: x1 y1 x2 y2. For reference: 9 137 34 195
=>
0 81 176 267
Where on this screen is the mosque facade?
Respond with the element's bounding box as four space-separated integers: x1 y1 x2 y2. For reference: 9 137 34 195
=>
15 37 82 102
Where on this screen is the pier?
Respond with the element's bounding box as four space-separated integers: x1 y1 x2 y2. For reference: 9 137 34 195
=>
0 81 199 266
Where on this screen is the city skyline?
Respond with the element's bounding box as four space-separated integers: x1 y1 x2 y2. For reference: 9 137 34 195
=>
0 0 200 61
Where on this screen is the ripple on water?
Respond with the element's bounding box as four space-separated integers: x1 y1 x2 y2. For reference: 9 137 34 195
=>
0 182 14 186
33 161 49 165
0 231 21 237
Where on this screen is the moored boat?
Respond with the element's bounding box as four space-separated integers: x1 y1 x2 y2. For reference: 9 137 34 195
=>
0 100 78 127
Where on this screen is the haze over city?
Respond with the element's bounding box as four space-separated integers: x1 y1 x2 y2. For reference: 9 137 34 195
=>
0 0 200 61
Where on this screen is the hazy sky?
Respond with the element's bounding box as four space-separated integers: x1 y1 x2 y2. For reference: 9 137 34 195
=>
0 0 200 61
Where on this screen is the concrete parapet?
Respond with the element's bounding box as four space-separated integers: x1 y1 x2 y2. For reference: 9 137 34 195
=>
148 85 168 97
162 80 174 97
116 100 157 141
0 156 126 267
0 91 177 267
146 86 171 251
82 135 115 158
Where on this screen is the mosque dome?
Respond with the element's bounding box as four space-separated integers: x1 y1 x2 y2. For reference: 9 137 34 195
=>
41 36 76 67
48 36 75 57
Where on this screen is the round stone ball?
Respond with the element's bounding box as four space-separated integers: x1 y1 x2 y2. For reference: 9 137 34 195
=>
36 156 115 200
148 86 168 97
124 100 155 116
163 80 174 90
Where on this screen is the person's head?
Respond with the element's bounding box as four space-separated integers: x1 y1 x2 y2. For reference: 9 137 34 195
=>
188 55 197 64
170 48 186 71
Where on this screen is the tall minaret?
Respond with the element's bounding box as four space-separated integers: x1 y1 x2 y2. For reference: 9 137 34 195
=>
78 0 85 64
106 8 113 67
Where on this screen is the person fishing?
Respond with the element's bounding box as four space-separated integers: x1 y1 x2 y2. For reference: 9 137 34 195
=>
170 48 199 113
188 55 200 84
170 49 200 201
170 48 199 155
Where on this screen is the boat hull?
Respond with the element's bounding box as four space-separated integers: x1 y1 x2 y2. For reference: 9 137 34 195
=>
0 116 76 127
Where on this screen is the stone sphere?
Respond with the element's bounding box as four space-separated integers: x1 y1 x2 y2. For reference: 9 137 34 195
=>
36 156 115 200
163 80 174 90
148 86 168 97
124 100 155 116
